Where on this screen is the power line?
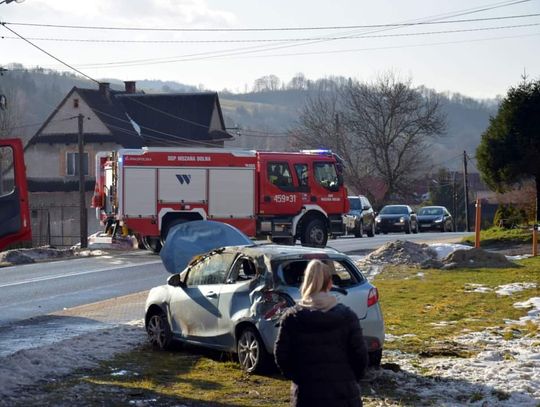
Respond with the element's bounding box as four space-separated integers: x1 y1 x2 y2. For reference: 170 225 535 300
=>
0 23 99 84
2 2 532 32
3 21 539 44
16 0 533 72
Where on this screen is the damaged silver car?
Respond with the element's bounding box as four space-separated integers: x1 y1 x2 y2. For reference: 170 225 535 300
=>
145 244 385 373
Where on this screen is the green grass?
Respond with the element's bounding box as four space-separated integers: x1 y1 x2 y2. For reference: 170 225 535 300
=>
461 226 533 246
11 257 540 406
375 258 540 355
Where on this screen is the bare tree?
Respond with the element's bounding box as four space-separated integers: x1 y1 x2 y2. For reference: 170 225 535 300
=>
0 87 23 140
345 73 445 201
291 73 445 203
289 84 370 196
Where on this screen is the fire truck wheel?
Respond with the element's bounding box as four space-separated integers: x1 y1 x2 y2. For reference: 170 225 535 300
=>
301 218 328 247
142 236 162 253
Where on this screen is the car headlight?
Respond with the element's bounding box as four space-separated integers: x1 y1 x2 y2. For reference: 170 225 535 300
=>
434 218 443 223
399 217 405 223
375 217 381 223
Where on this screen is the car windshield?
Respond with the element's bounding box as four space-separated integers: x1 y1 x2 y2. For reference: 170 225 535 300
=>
419 207 443 216
348 197 361 210
380 206 408 215
275 259 363 288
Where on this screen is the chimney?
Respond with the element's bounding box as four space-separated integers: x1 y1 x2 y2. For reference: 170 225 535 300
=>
98 82 111 100
124 81 136 94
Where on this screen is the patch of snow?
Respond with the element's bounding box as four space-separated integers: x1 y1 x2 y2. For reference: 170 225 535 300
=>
464 283 493 293
513 297 540 324
495 282 537 296
378 328 540 406
506 254 532 261
0 320 145 398
429 243 472 260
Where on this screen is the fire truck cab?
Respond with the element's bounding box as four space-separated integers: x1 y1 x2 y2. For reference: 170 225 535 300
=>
93 147 348 251
0 138 32 251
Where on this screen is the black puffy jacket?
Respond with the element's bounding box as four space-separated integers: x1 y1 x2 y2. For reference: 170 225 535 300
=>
274 303 368 407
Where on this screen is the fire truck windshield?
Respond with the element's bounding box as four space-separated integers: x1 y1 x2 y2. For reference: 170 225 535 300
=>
314 162 340 191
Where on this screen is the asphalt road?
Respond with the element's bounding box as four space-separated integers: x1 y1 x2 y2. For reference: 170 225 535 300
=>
0 231 467 325
0 231 466 356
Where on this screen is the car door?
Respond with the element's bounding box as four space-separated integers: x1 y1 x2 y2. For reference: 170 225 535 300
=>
169 252 236 345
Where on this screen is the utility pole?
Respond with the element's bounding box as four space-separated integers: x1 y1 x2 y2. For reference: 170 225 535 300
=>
452 171 457 232
463 150 470 232
78 113 87 248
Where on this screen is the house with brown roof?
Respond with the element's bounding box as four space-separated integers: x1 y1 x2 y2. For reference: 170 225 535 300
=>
24 81 233 246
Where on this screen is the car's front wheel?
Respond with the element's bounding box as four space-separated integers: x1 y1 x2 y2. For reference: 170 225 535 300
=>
146 311 173 350
237 327 270 373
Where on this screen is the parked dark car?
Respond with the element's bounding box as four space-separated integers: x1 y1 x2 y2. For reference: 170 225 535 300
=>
344 195 376 237
417 206 453 232
375 205 418 234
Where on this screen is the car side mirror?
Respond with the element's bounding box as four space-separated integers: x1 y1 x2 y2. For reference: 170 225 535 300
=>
363 205 370 211
167 273 185 288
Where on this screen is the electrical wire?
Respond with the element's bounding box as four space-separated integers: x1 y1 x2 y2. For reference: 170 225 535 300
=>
3 21 539 44
2 1 532 32
0 23 99 84
3 0 533 72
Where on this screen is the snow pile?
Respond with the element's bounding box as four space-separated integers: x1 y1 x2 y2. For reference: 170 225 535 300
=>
0 246 75 265
0 320 146 398
464 283 493 293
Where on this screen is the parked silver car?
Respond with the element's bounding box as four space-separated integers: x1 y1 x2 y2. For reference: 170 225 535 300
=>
145 244 385 373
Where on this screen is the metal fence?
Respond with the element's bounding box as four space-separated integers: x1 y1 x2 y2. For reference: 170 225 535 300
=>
30 204 81 248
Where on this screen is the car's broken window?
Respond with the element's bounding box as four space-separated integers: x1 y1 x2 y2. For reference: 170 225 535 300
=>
228 257 258 283
278 259 363 288
186 252 236 286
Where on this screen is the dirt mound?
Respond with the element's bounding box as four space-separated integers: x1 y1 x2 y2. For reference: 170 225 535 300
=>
359 240 518 269
442 248 517 269
361 240 440 268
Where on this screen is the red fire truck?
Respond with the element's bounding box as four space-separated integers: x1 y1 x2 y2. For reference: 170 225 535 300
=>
92 147 349 251
0 138 32 251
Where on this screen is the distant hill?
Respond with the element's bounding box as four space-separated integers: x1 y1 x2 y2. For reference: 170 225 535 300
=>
0 65 497 170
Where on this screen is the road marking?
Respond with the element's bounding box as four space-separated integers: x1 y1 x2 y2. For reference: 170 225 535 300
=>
0 260 162 289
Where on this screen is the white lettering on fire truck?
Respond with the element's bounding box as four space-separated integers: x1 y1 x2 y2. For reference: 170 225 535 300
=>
320 196 341 202
274 194 297 203
167 155 211 162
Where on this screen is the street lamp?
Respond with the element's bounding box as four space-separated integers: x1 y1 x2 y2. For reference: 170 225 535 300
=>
0 0 25 4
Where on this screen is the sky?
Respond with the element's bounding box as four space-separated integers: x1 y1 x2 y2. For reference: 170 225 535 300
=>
0 0 539 99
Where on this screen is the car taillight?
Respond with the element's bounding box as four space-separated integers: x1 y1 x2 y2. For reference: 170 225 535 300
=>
261 291 293 321
367 287 379 307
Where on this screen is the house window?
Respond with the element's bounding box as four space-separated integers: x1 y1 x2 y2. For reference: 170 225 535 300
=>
73 98 79 108
66 152 89 176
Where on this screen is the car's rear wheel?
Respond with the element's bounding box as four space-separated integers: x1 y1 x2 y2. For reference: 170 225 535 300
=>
146 311 173 350
369 349 382 368
237 327 270 373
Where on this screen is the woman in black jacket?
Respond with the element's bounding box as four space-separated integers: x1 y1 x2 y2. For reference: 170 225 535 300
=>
274 259 368 407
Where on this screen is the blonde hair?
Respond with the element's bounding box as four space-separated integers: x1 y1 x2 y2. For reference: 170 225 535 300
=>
300 260 333 299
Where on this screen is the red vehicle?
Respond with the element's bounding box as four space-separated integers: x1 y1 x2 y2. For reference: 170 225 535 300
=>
92 148 349 251
0 138 32 251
